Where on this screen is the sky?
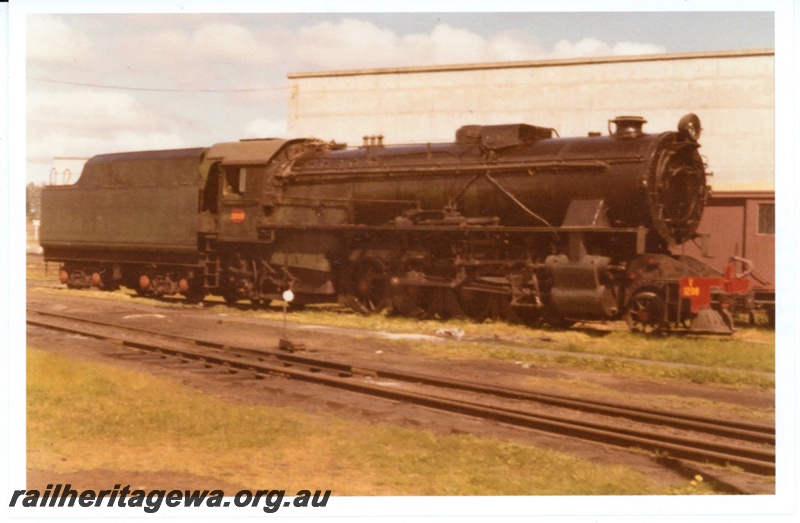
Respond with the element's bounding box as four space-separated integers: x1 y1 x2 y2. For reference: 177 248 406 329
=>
17 2 779 185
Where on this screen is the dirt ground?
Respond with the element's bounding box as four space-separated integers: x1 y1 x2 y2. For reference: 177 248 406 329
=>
24 284 776 494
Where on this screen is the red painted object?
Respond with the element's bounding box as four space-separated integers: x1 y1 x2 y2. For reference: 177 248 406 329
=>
679 277 725 313
230 209 246 224
679 262 751 313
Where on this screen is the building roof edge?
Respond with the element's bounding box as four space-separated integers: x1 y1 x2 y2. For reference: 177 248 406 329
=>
288 49 774 80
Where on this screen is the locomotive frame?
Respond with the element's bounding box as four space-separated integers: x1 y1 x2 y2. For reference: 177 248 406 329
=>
40 113 755 334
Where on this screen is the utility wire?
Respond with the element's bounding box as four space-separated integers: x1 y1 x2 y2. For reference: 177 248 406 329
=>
28 76 288 93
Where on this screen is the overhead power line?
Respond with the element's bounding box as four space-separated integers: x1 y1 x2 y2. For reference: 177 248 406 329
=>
28 76 288 93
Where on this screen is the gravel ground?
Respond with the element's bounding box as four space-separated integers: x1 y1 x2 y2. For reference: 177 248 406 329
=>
24 282 776 494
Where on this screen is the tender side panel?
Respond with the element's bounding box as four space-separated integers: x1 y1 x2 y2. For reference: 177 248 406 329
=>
40 148 204 256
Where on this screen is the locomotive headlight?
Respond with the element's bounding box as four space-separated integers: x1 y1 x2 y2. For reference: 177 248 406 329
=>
678 113 702 141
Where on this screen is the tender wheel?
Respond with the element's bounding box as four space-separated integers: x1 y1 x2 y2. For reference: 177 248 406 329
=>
184 289 205 304
135 274 152 297
181 278 205 304
625 291 665 333
223 286 240 306
345 259 389 314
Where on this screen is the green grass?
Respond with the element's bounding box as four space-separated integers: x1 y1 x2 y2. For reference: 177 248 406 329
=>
517 375 774 422
27 346 720 495
25 256 54 283
249 308 774 389
28 275 775 389
400 337 774 390
240 306 773 375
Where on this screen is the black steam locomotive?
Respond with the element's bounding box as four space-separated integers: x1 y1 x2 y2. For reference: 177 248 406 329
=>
40 113 751 333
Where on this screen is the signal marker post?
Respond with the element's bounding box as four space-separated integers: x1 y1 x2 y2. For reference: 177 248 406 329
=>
279 290 304 352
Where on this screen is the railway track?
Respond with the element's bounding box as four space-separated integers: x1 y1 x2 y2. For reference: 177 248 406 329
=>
27 307 775 477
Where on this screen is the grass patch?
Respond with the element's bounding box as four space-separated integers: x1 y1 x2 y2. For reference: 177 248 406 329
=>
228 307 774 380
28 276 775 389
519 376 774 422
25 255 54 283
398 335 774 389
27 346 717 495
211 305 774 381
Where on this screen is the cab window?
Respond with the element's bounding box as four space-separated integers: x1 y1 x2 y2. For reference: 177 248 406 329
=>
223 167 246 199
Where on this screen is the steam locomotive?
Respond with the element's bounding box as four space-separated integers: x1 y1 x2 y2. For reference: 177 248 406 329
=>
40 113 752 333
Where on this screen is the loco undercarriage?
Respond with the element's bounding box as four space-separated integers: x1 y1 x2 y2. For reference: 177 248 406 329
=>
52 220 748 335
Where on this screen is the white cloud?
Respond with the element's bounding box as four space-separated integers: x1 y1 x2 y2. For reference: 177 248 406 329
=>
552 37 666 58
420 23 489 64
28 90 164 134
191 22 278 64
113 22 280 87
27 15 91 64
487 31 547 62
611 41 668 56
291 19 547 70
552 37 613 57
26 89 185 163
140 28 190 59
242 118 287 138
294 18 401 70
290 19 663 72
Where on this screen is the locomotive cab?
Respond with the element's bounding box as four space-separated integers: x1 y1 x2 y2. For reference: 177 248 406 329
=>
200 139 289 242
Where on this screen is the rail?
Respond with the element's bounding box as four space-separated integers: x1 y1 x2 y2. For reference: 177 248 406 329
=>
27 307 775 477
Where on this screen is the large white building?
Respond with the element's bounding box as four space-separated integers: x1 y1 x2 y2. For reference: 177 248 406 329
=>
288 49 774 191
287 49 776 284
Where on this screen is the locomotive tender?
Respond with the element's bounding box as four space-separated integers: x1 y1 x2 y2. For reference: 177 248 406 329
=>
40 113 751 333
